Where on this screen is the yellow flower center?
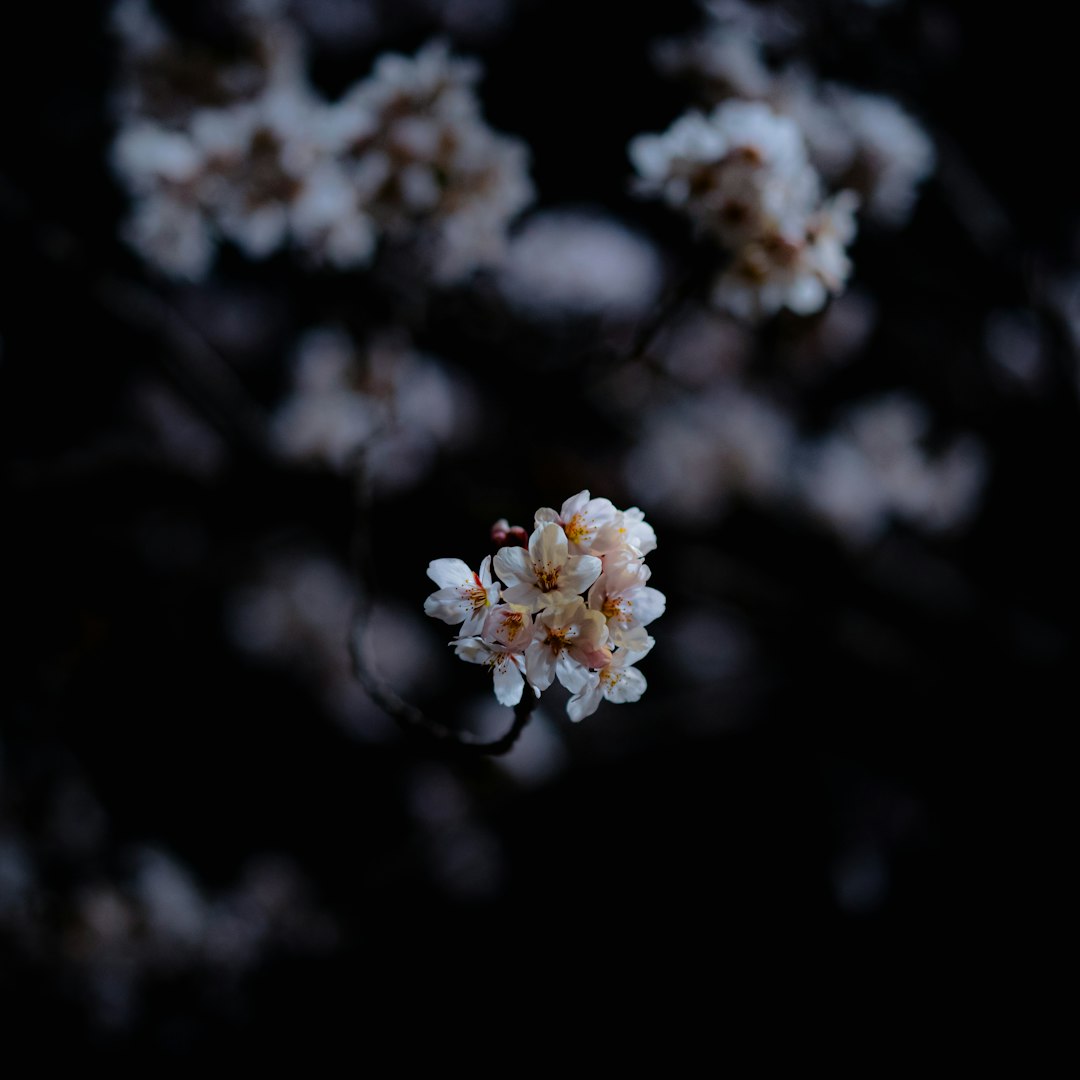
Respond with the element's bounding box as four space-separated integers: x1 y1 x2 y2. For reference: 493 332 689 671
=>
564 513 593 545
468 573 489 610
534 565 560 592
601 595 629 621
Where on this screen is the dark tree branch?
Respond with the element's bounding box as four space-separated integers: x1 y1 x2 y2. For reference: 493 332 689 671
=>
347 456 537 756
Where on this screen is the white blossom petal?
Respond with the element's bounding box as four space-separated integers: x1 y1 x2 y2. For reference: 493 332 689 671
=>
424 585 471 625
524 640 557 691
427 558 475 589
492 656 525 706
603 666 647 704
492 545 532 587
559 554 603 594
567 675 603 722
529 522 568 569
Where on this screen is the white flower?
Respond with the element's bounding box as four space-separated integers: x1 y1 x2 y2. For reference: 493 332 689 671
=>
322 39 534 282
497 209 664 321
534 490 617 555
111 14 532 279
454 615 534 707
592 506 658 557
624 384 796 522
587 549 666 647
428 495 660 718
565 638 655 723
481 604 535 650
795 394 987 544
713 190 858 319
424 556 501 636
824 86 935 226
524 599 612 693
493 523 602 613
630 101 819 248
271 327 474 489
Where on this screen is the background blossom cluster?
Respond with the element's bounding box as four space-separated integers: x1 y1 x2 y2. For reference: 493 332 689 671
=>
110 0 533 281
424 493 665 721
629 0 934 319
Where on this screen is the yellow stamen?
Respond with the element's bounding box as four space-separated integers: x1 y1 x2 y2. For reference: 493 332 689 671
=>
535 565 560 592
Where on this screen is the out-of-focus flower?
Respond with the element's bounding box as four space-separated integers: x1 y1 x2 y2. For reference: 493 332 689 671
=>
271 326 474 490
110 3 533 280
630 101 857 317
497 209 664 320
630 101 820 249
624 384 797 521
318 40 534 282
226 551 436 735
795 394 988 544
655 8 935 227
712 189 858 319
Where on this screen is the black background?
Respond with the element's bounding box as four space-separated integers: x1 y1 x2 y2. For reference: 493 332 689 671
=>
1 0 1075 1053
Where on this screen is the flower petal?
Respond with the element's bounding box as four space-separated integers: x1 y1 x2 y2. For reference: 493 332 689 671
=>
604 666 646 704
529 522 568 570
460 604 489 637
424 586 470 624
567 676 603 722
524 639 556 691
501 582 545 612
493 545 532 587
560 554 603 594
426 557 474 589
453 636 488 664
492 656 525 706
633 586 667 626
559 490 590 521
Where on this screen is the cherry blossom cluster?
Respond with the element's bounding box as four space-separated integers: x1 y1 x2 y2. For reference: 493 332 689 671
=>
630 0 934 320
620 382 986 546
109 0 533 281
655 7 935 227
424 493 665 722
271 326 475 491
630 100 858 320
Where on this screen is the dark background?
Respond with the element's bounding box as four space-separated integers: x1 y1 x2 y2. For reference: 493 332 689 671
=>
1 0 1074 1052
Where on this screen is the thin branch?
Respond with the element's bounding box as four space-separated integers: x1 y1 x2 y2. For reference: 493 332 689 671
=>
95 276 275 461
347 455 536 756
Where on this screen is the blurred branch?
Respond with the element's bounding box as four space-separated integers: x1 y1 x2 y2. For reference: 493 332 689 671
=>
931 130 1014 260
622 244 717 365
347 457 536 756
94 276 275 461
1 172 274 463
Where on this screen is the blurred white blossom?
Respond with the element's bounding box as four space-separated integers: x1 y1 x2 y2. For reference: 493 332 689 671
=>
111 2 533 279
624 384 797 520
795 394 987 544
630 100 857 317
497 209 664 320
271 326 475 490
227 551 438 735
655 7 934 227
